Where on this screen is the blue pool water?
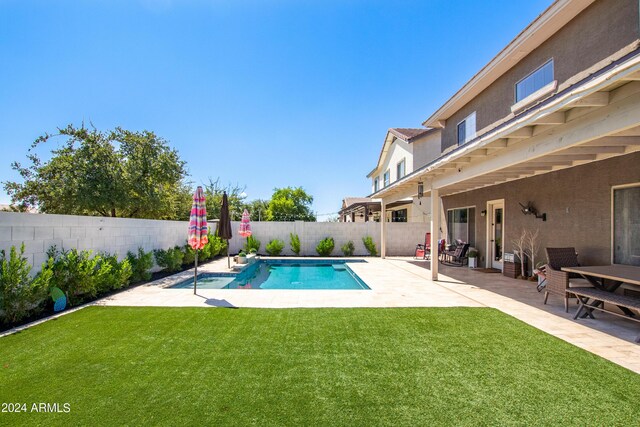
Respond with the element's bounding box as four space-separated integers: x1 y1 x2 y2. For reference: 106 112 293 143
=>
171 260 370 290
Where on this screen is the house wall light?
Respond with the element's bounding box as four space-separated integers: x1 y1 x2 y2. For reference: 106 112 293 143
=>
480 210 487 217
519 202 546 221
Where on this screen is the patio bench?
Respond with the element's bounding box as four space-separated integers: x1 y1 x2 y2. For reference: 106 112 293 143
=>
571 287 640 343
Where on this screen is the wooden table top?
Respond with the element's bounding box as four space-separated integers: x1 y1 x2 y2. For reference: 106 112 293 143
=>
561 265 640 286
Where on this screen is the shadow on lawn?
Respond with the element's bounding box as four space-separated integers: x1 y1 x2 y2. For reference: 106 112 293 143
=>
195 294 238 309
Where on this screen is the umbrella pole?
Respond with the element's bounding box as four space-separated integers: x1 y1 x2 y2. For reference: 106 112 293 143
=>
194 250 198 294
227 241 230 268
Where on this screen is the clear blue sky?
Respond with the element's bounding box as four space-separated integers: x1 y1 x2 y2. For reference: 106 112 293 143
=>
0 0 552 219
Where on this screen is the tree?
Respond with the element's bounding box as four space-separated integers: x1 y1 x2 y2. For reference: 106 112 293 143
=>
203 178 247 221
4 124 191 219
244 199 270 221
265 187 316 221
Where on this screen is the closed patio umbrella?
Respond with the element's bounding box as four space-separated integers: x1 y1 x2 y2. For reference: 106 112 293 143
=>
239 209 252 238
188 186 209 294
218 191 233 268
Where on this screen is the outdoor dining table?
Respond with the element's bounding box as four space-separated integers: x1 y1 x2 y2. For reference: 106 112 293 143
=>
561 265 640 341
561 265 640 291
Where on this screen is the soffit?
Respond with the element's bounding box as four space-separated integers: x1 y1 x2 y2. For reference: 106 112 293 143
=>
376 54 640 200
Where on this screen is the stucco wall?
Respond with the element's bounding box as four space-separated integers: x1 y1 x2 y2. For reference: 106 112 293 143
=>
371 137 413 192
227 220 428 257
441 152 640 268
0 212 195 272
412 130 442 169
442 0 640 151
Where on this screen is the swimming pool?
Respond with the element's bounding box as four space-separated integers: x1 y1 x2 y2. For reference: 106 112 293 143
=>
171 259 370 290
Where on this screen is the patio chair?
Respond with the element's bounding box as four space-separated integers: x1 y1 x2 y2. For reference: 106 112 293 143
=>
442 243 470 266
414 232 431 260
544 247 593 312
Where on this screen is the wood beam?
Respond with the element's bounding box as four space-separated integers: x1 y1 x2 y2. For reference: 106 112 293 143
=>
581 136 640 146
432 91 640 189
621 71 640 81
569 91 609 107
505 127 534 138
562 146 627 155
531 111 565 125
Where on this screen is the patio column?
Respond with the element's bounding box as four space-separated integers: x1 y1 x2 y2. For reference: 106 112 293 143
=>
380 199 386 259
430 188 440 281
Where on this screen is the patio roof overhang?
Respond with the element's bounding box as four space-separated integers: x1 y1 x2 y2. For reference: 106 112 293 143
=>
373 49 640 202
339 198 412 216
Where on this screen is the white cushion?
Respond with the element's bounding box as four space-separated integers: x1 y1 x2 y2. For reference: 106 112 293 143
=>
569 278 594 288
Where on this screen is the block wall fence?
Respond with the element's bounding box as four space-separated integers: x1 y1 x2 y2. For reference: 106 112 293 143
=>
226 220 428 257
0 213 429 272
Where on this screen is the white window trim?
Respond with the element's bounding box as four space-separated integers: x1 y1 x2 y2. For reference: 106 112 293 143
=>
457 112 476 145
374 177 379 192
514 59 555 103
396 158 406 180
383 169 390 187
511 80 557 113
611 182 640 264
447 206 476 245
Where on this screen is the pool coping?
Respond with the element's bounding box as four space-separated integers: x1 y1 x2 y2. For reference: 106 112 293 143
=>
166 258 372 290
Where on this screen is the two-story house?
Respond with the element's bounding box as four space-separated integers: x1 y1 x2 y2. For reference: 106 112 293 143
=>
340 127 440 222
373 0 640 280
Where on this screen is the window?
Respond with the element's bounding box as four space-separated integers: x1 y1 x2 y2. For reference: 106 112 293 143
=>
457 112 476 146
516 59 554 102
391 209 407 222
397 159 406 180
447 207 475 246
613 184 640 266
374 178 379 192
383 170 390 187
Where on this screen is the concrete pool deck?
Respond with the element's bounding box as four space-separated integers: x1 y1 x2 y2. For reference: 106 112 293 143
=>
96 256 640 374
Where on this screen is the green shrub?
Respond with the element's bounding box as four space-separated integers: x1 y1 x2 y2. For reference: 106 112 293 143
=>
46 247 101 304
316 237 335 256
127 248 153 283
208 234 227 258
244 235 261 254
182 244 197 266
154 246 184 272
362 236 378 256
265 239 285 256
341 241 355 256
94 253 132 294
290 233 301 255
45 247 131 306
0 244 51 324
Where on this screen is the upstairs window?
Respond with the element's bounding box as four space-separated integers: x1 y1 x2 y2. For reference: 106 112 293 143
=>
457 112 476 145
516 59 554 102
374 177 379 192
383 170 390 187
397 159 406 180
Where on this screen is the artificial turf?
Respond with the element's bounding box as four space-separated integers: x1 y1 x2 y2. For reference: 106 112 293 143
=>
1 307 639 426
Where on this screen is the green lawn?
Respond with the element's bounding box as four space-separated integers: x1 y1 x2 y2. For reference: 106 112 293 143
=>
1 307 639 426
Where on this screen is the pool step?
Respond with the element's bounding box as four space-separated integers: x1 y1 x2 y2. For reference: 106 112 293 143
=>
332 265 347 271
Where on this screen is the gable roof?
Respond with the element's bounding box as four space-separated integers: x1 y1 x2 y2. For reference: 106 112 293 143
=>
367 127 438 178
389 128 433 142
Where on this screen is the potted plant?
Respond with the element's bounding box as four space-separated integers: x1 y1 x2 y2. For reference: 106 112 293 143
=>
237 251 247 265
468 249 478 268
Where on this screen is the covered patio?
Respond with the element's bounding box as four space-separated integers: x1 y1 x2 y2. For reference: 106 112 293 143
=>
373 49 640 281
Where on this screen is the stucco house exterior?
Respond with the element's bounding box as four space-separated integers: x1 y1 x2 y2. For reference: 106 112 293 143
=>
372 0 640 279
340 127 441 222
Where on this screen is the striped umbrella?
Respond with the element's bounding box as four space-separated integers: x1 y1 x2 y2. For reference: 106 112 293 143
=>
188 186 208 293
239 209 252 237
